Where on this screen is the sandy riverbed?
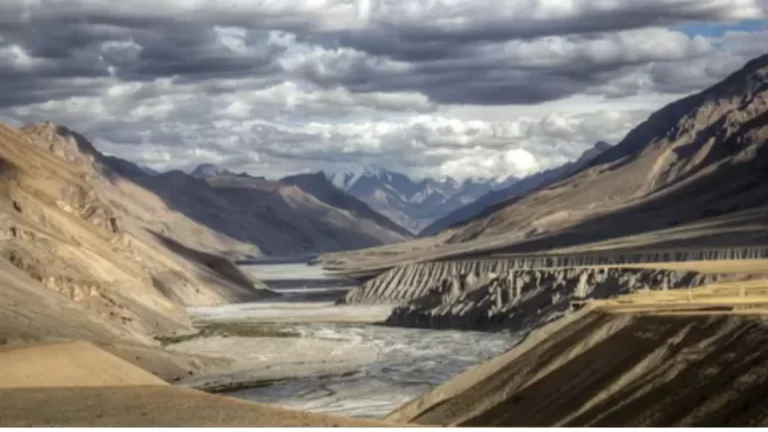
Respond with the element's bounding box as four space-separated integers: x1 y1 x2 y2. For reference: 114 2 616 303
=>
168 334 379 391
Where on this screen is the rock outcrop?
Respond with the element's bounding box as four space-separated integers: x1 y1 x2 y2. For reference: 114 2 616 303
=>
340 247 768 331
381 267 731 331
341 247 768 305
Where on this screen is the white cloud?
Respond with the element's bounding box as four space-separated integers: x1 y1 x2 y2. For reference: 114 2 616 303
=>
0 0 766 181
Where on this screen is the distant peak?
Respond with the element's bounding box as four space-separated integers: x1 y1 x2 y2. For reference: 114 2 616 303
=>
341 164 388 178
462 176 496 185
741 52 768 74
327 164 397 190
190 163 236 179
593 141 613 151
282 171 328 182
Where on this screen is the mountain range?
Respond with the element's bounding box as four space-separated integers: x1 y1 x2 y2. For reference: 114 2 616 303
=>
318 52 768 273
106 147 620 241
419 141 613 236
0 120 425 345
326 165 517 234
1 49 767 382
134 169 411 256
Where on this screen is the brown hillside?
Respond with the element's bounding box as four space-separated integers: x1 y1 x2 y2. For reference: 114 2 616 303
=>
0 121 273 344
449 53 768 247
317 53 768 272
136 170 410 256
390 306 768 427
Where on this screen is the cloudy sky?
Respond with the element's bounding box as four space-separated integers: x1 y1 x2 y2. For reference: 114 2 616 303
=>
1 0 766 180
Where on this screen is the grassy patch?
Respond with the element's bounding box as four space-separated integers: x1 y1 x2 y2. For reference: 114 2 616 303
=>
155 322 301 346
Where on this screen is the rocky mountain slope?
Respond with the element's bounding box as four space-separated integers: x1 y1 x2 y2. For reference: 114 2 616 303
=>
320 52 768 273
190 163 238 179
327 165 516 233
389 308 768 427
0 121 275 345
448 54 768 248
280 172 413 239
421 141 612 237
136 169 410 256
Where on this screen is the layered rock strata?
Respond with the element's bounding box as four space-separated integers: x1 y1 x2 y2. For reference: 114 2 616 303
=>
382 267 737 331
341 247 768 305
339 250 768 331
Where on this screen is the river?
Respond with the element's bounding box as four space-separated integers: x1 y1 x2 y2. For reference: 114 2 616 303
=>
189 262 521 419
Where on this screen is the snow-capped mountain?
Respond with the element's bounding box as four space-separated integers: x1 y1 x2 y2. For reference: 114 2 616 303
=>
420 141 614 237
326 166 516 233
329 165 389 190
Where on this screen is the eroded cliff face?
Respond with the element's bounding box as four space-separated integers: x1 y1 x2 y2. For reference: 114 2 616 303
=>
341 247 768 305
340 249 768 331
382 267 729 331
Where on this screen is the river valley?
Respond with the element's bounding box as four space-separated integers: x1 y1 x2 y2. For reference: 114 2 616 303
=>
180 262 520 419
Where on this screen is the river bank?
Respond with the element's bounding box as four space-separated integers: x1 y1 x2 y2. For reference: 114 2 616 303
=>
166 299 519 418
150 261 525 419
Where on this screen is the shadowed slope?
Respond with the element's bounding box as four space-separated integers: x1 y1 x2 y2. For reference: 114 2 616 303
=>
281 171 413 239
390 308 768 427
421 141 612 237
137 171 409 255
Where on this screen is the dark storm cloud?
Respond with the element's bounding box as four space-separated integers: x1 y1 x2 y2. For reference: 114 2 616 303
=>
0 4 290 110
0 0 766 180
316 0 762 60
0 0 763 108
289 30 717 105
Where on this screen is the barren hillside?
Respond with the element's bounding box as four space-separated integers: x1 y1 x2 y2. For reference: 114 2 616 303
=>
280 172 413 239
389 306 768 427
318 53 768 272
0 121 274 345
421 141 613 237
137 170 411 256
449 54 768 247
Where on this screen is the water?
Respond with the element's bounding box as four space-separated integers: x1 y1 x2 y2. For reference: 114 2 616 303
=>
214 262 521 419
240 263 340 282
225 322 519 418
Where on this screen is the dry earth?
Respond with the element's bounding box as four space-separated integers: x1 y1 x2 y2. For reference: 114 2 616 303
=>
0 341 403 427
0 341 166 389
388 287 768 427
0 121 277 345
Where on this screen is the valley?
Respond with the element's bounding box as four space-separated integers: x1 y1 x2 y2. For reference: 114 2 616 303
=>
161 262 519 419
0 29 767 429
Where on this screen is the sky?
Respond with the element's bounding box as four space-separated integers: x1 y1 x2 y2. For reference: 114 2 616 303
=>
0 0 767 181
